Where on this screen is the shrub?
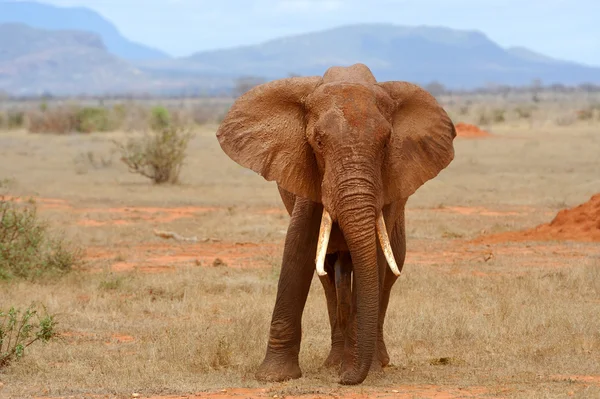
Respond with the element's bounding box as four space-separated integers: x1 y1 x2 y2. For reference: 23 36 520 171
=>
477 110 491 126
27 107 78 134
150 106 171 131
75 107 112 133
0 110 25 130
0 303 58 369
114 125 194 184
492 108 506 123
576 108 594 121
0 197 81 280
515 106 533 119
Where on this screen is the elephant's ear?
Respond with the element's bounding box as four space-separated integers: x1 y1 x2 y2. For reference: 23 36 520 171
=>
217 76 323 202
377 81 456 202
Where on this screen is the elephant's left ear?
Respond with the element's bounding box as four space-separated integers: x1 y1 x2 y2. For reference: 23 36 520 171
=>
377 81 456 202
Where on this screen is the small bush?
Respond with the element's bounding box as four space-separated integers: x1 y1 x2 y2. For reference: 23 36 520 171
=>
76 107 112 133
515 106 533 119
27 107 78 134
150 106 171 131
477 110 491 126
0 197 81 280
0 303 58 369
492 108 506 123
114 125 194 184
7 110 24 129
576 108 594 121
0 110 25 130
555 115 576 126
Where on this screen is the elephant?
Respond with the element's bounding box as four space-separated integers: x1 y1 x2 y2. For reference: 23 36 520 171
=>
216 63 456 385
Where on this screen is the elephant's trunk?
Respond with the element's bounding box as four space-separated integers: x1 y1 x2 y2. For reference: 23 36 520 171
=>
335 179 380 385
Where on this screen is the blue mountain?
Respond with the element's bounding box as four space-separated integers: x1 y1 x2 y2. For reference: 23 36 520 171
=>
0 1 169 61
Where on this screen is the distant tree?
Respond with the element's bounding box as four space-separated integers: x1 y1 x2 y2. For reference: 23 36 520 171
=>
233 76 267 98
577 82 599 93
530 78 543 102
548 83 568 93
424 81 446 96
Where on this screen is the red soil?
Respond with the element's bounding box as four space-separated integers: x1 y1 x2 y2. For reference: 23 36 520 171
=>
476 194 600 243
454 122 491 138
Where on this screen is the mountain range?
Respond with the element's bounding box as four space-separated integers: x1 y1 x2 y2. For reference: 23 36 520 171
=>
0 1 168 60
1 1 599 95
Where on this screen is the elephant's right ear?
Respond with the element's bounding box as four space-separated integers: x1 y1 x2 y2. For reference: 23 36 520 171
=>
216 76 323 202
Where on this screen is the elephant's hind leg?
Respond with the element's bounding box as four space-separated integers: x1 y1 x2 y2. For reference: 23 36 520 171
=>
255 197 322 382
319 253 346 368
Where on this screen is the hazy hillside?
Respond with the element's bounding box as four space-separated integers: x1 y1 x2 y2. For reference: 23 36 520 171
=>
182 24 600 88
0 1 169 61
0 24 150 95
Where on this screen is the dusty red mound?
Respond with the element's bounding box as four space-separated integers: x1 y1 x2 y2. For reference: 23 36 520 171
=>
454 122 491 138
476 194 600 243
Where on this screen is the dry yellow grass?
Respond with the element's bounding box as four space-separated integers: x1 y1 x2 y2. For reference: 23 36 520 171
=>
0 99 599 398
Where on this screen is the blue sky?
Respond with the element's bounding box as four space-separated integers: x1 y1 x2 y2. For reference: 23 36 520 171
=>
42 0 599 65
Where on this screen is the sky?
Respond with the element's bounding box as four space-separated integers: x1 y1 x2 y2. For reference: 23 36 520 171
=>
40 0 600 65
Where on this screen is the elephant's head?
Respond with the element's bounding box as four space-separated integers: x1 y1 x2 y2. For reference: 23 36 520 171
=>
217 63 455 384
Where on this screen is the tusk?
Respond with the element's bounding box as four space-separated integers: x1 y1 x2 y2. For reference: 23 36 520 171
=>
376 213 401 276
315 209 333 276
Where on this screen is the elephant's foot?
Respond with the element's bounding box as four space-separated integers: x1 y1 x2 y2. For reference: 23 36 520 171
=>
255 355 302 382
339 346 357 377
322 342 345 368
339 367 368 386
377 338 390 367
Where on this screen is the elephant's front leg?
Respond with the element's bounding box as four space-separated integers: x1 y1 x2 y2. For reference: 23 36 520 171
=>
376 210 406 368
255 197 322 382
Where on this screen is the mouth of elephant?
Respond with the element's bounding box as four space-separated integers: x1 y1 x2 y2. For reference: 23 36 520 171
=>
315 208 400 277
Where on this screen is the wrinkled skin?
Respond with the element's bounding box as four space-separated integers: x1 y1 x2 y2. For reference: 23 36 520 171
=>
216 63 456 385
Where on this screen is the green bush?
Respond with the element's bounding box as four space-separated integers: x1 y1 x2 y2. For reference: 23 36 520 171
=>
28 106 121 134
150 106 171 131
75 107 112 133
114 125 194 184
0 110 25 130
0 303 58 369
0 197 81 280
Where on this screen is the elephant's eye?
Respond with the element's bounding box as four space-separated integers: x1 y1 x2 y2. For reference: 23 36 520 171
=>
314 132 324 148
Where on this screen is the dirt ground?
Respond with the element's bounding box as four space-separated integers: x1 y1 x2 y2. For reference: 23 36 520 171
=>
0 121 599 399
